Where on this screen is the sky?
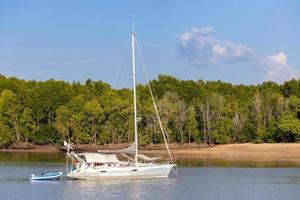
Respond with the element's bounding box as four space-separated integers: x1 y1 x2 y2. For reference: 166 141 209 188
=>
0 0 299 88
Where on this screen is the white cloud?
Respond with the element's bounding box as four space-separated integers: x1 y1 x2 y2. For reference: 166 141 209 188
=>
177 27 254 66
177 27 299 83
265 52 299 83
268 52 287 64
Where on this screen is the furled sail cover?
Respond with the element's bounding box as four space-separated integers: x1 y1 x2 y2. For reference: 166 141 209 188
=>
138 154 161 161
80 153 120 163
97 142 136 154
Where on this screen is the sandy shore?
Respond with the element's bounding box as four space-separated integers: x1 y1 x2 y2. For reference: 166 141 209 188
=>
144 143 300 163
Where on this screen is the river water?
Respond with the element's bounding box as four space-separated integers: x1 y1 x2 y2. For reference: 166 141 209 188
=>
1 152 300 200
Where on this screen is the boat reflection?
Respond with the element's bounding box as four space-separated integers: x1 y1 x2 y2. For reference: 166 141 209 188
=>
63 178 177 200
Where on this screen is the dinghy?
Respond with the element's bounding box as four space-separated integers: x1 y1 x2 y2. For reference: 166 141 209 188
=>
29 171 63 181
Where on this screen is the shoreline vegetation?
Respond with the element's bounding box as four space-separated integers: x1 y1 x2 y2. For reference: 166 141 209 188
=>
2 75 300 150
2 143 300 163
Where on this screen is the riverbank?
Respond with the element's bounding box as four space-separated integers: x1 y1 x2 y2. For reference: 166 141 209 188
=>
0 145 60 153
0 143 210 152
150 143 300 163
1 143 300 163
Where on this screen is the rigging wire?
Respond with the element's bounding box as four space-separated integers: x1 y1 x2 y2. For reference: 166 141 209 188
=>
112 36 131 88
134 37 175 163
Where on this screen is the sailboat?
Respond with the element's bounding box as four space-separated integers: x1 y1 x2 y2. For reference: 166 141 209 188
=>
63 27 176 180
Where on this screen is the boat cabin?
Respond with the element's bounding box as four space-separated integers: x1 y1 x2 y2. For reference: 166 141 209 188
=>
78 153 125 167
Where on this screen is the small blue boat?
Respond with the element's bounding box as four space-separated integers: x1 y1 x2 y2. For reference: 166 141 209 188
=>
29 171 63 181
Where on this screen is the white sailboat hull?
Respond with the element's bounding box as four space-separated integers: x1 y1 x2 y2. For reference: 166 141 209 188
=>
67 163 176 180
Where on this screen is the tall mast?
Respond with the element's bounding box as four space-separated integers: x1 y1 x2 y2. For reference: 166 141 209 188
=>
131 25 138 164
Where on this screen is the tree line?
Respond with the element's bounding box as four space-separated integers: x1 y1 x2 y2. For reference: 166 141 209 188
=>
1 74 300 148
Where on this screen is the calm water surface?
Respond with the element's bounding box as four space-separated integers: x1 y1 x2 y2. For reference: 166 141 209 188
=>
1 152 300 200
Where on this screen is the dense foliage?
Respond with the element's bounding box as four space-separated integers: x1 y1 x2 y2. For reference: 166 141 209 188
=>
1 74 300 147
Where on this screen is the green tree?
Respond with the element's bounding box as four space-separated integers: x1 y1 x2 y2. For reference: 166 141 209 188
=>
55 106 72 140
34 124 56 144
278 112 300 142
0 121 13 147
20 108 36 143
186 106 199 143
83 99 104 143
0 89 20 143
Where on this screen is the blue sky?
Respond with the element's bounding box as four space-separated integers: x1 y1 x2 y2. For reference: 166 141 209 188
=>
0 0 299 87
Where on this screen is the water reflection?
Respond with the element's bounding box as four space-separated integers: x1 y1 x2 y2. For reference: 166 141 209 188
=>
0 152 65 166
1 151 300 168
176 155 300 168
63 178 178 200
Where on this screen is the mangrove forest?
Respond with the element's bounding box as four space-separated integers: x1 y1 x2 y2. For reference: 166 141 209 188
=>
1 74 300 148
